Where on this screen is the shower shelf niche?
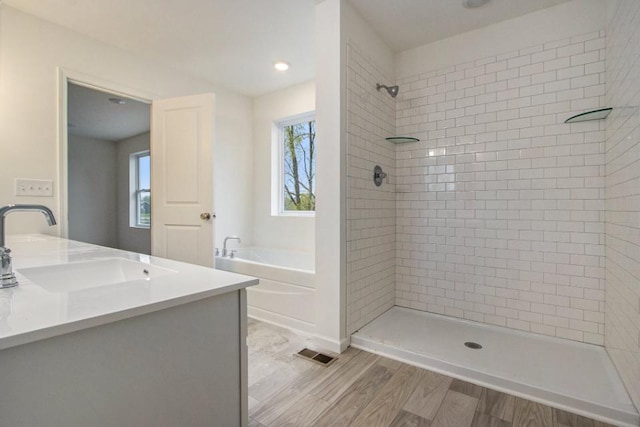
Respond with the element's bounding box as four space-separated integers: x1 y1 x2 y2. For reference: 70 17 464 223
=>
386 136 420 144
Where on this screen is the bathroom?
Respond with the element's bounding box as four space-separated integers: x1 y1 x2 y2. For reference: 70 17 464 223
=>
0 0 639 426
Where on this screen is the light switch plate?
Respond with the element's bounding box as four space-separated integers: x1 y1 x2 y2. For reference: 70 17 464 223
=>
15 179 54 197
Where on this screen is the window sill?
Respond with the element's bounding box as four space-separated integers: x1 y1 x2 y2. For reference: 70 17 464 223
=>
273 211 315 218
130 225 151 230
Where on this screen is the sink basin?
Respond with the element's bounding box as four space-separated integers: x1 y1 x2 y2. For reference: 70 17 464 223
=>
17 258 178 293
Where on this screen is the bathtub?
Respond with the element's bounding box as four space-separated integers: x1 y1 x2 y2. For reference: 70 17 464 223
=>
215 247 315 333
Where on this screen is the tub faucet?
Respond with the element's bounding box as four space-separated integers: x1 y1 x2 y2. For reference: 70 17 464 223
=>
0 204 57 289
222 236 241 257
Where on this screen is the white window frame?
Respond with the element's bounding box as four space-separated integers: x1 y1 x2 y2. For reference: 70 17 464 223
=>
271 111 316 217
129 150 151 229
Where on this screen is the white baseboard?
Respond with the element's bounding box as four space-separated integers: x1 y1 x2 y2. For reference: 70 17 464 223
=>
247 306 316 336
312 333 350 354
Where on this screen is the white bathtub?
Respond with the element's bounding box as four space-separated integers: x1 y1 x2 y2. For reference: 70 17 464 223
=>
215 247 315 333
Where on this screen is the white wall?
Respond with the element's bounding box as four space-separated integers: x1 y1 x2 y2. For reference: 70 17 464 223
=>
604 0 640 411
314 0 347 352
396 0 606 80
68 135 118 248
313 0 398 351
0 6 253 252
252 81 315 253
213 92 254 250
343 2 394 80
116 132 151 254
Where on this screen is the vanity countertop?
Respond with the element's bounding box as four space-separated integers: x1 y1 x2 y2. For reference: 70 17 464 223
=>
0 234 258 350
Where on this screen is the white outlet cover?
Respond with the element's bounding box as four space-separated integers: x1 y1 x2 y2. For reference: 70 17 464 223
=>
15 179 54 197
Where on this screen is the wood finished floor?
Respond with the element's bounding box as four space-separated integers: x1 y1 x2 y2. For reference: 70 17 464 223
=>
247 319 617 427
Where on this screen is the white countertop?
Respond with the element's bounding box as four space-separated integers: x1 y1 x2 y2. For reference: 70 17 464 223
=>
0 234 258 350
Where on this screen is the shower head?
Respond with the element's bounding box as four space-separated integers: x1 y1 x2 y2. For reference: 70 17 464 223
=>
376 83 399 98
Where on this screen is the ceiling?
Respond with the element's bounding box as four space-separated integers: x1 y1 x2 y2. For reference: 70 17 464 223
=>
348 0 572 52
4 0 316 97
68 83 150 141
5 0 571 97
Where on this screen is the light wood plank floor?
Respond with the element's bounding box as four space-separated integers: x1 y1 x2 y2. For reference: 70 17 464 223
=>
247 319 617 427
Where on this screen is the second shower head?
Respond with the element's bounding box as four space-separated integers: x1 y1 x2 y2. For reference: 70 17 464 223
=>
376 83 399 98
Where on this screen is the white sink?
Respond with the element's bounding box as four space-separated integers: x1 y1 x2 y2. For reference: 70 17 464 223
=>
17 258 178 293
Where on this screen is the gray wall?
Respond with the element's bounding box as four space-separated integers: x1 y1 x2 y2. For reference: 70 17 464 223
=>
68 135 118 248
116 132 151 254
68 132 151 254
604 0 640 411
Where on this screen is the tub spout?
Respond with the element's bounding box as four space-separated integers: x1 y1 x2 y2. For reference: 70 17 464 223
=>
222 236 241 257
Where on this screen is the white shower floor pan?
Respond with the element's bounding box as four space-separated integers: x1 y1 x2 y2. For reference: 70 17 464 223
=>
351 307 638 427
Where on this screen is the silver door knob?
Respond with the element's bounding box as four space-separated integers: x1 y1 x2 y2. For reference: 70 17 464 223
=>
200 212 212 221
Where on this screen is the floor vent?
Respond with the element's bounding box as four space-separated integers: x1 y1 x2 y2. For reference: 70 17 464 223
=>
295 348 336 366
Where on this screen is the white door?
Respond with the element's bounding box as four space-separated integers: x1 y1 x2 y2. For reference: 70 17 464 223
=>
151 93 215 267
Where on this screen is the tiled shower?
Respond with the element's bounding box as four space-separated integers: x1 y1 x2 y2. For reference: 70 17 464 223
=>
346 0 640 420
346 41 397 334
393 30 607 345
604 0 640 410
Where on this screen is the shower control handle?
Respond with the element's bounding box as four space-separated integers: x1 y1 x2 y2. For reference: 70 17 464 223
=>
373 165 387 187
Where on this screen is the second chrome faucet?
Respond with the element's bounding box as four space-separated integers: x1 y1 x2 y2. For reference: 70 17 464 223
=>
222 236 241 258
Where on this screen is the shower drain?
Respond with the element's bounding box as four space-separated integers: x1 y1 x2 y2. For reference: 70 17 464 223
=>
464 341 483 350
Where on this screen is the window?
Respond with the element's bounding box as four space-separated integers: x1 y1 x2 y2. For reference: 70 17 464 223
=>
130 151 151 228
273 113 316 215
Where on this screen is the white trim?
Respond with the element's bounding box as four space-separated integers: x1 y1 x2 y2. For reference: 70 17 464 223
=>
270 122 280 216
247 307 316 336
277 110 316 127
276 211 316 217
313 333 350 354
272 111 316 216
130 150 151 229
57 68 153 238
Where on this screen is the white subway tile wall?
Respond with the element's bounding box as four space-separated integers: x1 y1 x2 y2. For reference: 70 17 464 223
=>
346 42 396 334
394 31 607 344
604 0 640 410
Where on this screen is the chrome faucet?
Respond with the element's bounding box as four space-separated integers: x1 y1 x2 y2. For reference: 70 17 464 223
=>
0 204 57 289
222 236 241 257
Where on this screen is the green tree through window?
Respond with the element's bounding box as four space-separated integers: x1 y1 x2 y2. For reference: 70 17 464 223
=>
283 119 316 211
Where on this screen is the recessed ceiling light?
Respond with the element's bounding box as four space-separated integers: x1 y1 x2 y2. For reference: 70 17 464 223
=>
462 0 490 8
273 61 290 71
108 97 126 105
